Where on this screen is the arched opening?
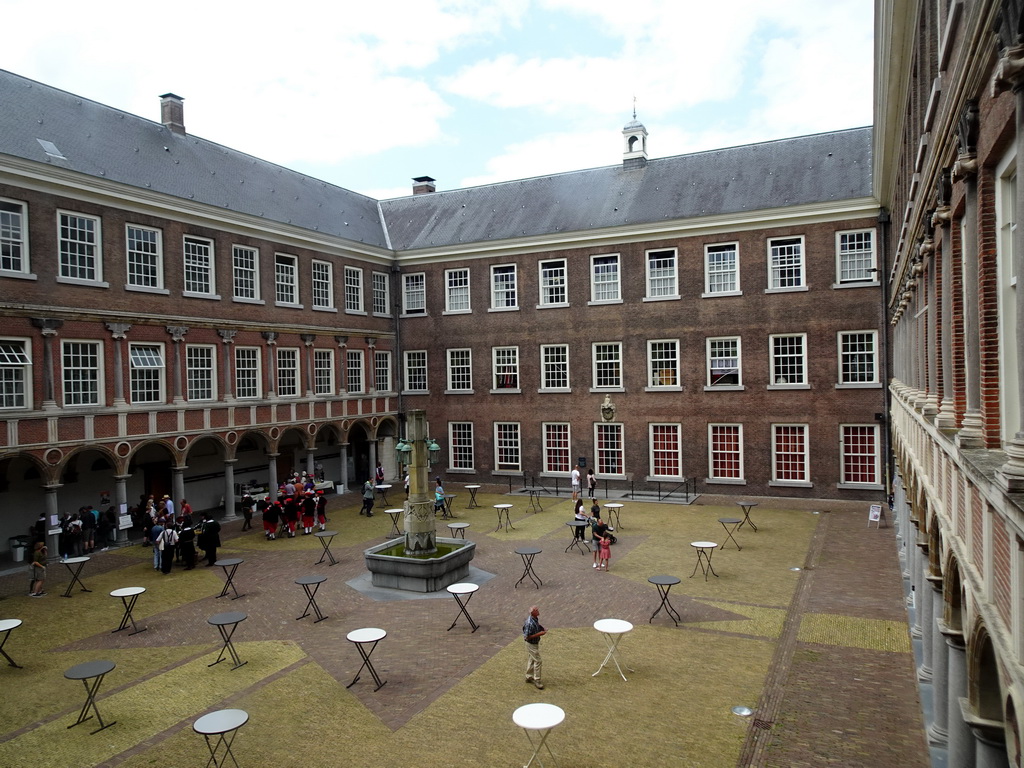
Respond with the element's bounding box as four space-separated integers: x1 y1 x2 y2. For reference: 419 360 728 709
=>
348 422 371 489
127 441 177 506
183 435 228 513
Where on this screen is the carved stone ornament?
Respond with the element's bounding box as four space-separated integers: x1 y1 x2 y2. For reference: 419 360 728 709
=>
600 394 616 422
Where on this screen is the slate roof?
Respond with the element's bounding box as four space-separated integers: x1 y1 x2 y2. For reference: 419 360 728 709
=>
0 69 872 256
0 70 387 248
380 128 873 251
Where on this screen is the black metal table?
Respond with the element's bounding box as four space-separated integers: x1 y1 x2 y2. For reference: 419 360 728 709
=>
718 517 743 550
346 627 387 691
194 708 248 768
446 582 480 632
648 574 682 626
447 522 471 539
441 494 457 519
523 486 543 512
315 530 339 565
64 659 117 733
215 558 245 600
110 587 147 635
295 574 328 623
60 556 92 598
0 619 23 668
735 500 759 532
208 611 248 670
565 521 589 554
514 546 543 589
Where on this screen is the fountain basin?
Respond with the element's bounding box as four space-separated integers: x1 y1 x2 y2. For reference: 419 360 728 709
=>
364 537 476 592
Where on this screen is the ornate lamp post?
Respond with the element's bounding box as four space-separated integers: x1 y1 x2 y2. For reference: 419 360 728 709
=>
394 409 441 555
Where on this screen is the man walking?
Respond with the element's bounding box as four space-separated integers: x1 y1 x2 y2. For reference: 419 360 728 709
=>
523 605 547 690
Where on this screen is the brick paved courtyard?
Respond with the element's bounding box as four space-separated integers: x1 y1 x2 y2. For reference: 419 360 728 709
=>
0 487 927 767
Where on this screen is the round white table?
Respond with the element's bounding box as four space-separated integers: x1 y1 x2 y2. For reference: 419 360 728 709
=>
346 627 387 691
604 502 624 529
513 702 565 768
0 618 23 668
592 618 635 681
689 541 719 581
314 530 339 566
110 587 147 635
60 556 92 598
384 509 404 538
194 708 248 768
446 582 480 632
465 484 481 508
494 503 515 532
375 484 393 505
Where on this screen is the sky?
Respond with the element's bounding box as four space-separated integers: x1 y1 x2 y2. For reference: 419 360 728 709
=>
3 0 874 201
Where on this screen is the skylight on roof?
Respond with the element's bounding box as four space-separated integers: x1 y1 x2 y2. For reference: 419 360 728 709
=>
36 139 66 159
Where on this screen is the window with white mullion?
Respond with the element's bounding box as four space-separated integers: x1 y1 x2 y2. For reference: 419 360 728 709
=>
311 260 334 309
595 423 624 476
592 342 622 389
494 422 521 471
183 236 214 295
403 273 426 315
841 424 880 486
543 423 570 473
492 346 519 391
539 260 567 306
449 422 475 470
346 349 364 393
374 351 392 392
837 230 876 283
705 243 738 294
649 423 681 477
275 254 299 305
0 339 30 409
645 249 678 298
232 245 259 300
372 272 390 315
491 265 518 309
404 350 428 392
0 199 28 274
345 266 363 312
235 347 261 399
590 254 620 302
62 341 102 406
541 344 569 390
768 237 805 289
128 343 164 404
838 331 878 385
772 424 809 483
446 268 471 313
277 348 299 397
647 340 679 388
447 348 473 392
770 334 807 386
186 345 215 401
126 225 162 289
708 424 744 481
313 349 334 395
707 337 741 387
59 212 102 282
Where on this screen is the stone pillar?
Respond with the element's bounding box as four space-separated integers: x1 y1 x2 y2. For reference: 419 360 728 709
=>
306 449 315 478
262 332 278 399
335 336 348 394
218 330 236 401
973 727 1010 768
917 548 933 681
31 318 63 410
301 334 316 398
267 454 279 497
339 443 349 493
403 409 437 555
932 180 956 428
44 484 62 557
922 237 939 416
929 593 950 746
171 467 185 513
105 322 131 407
166 326 187 403
948 635 976 768
114 474 131 544
953 100 984 447
222 459 237 520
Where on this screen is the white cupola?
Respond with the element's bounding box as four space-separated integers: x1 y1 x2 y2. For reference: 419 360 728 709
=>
622 116 648 169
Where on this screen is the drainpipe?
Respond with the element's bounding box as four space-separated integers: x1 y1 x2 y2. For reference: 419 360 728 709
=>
878 208 894 496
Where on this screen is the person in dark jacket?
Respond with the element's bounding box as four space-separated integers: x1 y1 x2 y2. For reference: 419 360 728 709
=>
198 512 221 566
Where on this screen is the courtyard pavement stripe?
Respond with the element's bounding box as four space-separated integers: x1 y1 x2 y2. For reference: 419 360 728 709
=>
797 613 913 653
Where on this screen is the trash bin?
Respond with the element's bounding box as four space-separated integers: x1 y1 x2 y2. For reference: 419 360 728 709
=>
9 537 26 563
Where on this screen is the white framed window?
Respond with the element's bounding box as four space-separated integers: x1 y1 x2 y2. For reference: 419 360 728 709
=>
0 198 30 276
540 344 569 391
772 424 810 485
707 337 742 388
186 344 215 401
492 346 520 391
645 248 678 299
277 348 299 397
372 272 391 316
62 340 102 406
592 342 622 390
59 211 103 284
346 349 364 393
375 351 392 393
590 254 621 303
311 260 334 310
235 347 262 399
840 424 881 487
836 229 877 284
129 343 165 404
447 348 473 392
126 225 163 290
490 264 518 310
232 245 260 301
595 423 624 476
313 349 334 395
183 235 215 297
768 236 805 290
449 422 475 470
708 424 744 482
275 253 300 305
344 266 364 313
543 423 571 473
770 334 808 387
404 350 428 392
445 268 471 313
704 242 739 295
0 338 31 409
837 331 879 386
494 422 521 471
539 259 568 307
647 340 680 389
403 273 426 315
650 424 682 478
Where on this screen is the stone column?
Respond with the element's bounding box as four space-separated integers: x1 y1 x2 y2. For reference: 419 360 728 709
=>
172 467 186 514
30 318 63 410
917 546 933 681
166 326 188 403
972 726 1010 768
932 176 956 428
44 484 62 557
339 443 350 493
114 474 131 544
266 454 279 497
105 322 131 407
306 449 316 478
953 100 984 447
335 336 348 394
222 459 237 520
948 634 976 768
929 593 950 746
403 409 437 555
301 334 316 398
922 237 939 416
262 331 278 399
218 330 236 401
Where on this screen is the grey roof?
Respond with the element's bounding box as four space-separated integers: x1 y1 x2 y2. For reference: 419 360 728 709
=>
0 70 387 248
379 128 872 251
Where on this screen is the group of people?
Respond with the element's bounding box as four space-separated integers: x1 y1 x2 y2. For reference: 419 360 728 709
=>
148 508 221 573
570 464 598 502
55 505 118 559
249 489 329 540
573 498 614 570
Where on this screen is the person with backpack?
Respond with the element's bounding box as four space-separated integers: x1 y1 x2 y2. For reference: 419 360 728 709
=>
198 512 221 566
360 478 375 517
159 522 178 574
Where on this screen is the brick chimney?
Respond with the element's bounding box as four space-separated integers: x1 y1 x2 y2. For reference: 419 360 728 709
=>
412 176 436 195
159 93 186 135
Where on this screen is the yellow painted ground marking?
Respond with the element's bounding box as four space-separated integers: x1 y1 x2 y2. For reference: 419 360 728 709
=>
798 614 912 653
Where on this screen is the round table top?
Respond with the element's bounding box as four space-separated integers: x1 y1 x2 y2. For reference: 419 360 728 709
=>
648 574 681 586
62 556 90 565
718 517 742 524
295 574 327 586
315 530 338 538
347 627 386 643
375 484 392 490
448 522 471 529
605 503 624 509
567 520 588 528
384 509 404 515
465 484 481 489
691 541 718 549
513 702 565 730
446 582 479 596
494 503 513 509
214 558 244 567
594 618 633 634
0 618 23 632
194 708 249 735
736 500 759 507
208 611 248 626
110 587 146 598
65 659 116 680
516 546 542 555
